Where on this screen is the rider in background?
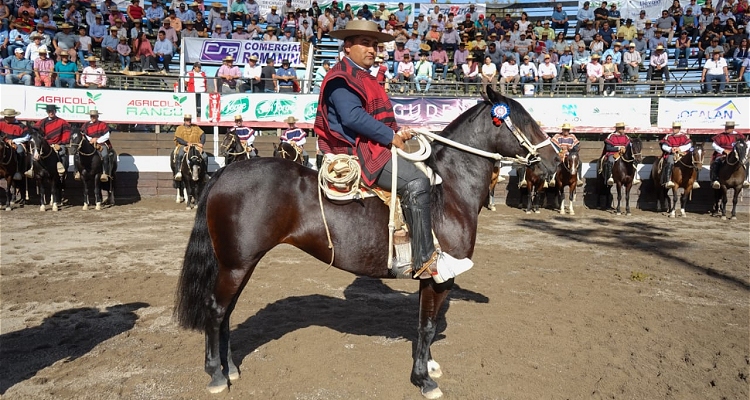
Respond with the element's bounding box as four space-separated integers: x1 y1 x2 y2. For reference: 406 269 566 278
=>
172 113 206 181
35 104 71 176
551 122 583 185
314 20 472 283
0 108 32 181
230 115 258 156
602 121 641 186
659 121 697 189
710 120 749 189
80 110 114 182
281 116 309 166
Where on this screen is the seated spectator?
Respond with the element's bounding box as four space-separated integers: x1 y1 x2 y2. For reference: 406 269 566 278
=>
643 20 656 41
298 19 314 44
133 31 158 71
731 38 749 73
126 0 144 30
461 54 479 93
317 8 333 41
194 11 207 37
33 46 52 86
538 54 558 94
573 43 591 77
11 11 35 36
598 21 615 48
16 0 35 18
589 33 605 55
109 6 127 27
519 54 538 92
176 2 194 22
217 55 240 92
656 9 677 43
90 14 107 49
266 5 281 29
558 46 574 82
647 44 670 81
701 48 728 93
499 57 520 94
551 3 570 37
681 8 699 41
53 23 77 62
586 53 604 94
262 25 277 40
623 42 642 81
101 27 120 68
146 0 165 35
580 20 597 46
576 1 594 35
112 18 128 38
240 55 261 92
370 56 391 91
64 4 83 28
206 2 222 30
453 41 469 79
620 19 637 42
675 31 692 65
36 14 56 37
245 0 259 22
394 52 414 92
632 30 648 61
601 53 619 95
739 56 750 90
414 51 433 93
153 30 174 72
259 57 276 93
36 0 53 20
53 52 78 87
24 32 44 61
230 0 248 27
593 1 608 29
185 61 206 92
480 54 497 92
607 3 621 29
210 24 226 38
117 36 131 70
441 23 459 53
166 10 183 33
602 41 622 65
470 32 487 59
278 29 295 42
636 10 649 31
182 20 199 38
648 29 668 51
282 11 297 37
214 9 231 32
275 58 297 92
80 56 106 88
428 42 447 80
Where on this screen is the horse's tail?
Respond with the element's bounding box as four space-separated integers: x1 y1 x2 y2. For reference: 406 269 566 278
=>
174 166 227 331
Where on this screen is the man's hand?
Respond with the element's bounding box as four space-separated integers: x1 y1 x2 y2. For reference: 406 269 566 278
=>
53 144 61 151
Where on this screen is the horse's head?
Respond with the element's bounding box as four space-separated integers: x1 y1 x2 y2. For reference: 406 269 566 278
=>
732 139 748 165
274 141 303 164
483 87 560 180
186 144 205 181
28 128 49 161
566 148 579 175
629 137 643 164
69 129 83 155
692 142 704 169
220 131 237 157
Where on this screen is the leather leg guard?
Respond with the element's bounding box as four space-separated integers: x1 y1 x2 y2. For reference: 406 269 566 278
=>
710 161 720 189
400 178 437 278
663 162 673 188
316 154 323 170
604 162 613 185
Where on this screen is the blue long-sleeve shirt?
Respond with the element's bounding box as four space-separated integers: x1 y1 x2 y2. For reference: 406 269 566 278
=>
145 6 165 20
102 34 119 50
153 39 173 54
3 55 33 76
324 58 395 146
89 23 107 39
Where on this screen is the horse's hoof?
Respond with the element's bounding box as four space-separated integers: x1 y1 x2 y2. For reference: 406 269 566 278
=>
616 212 621 216
626 212 632 216
95 202 102 210
721 216 727 220
5 207 11 211
186 206 192 210
52 204 58 212
569 211 575 215
421 387 443 399
559 209 565 214
39 205 45 212
534 210 540 214
489 205 496 211
525 211 531 214
668 213 675 218
206 384 227 394
175 197 181 203
82 204 88 211
730 216 737 220
427 360 442 379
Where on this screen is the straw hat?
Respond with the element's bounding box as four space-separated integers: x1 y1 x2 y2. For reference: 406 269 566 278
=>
672 121 681 128
466 54 474 60
37 0 52 8
655 45 664 50
615 122 625 128
38 47 48 53
725 121 735 128
211 1 221 7
591 53 601 59
419 43 431 52
249 55 258 61
223 55 234 62
561 123 572 130
184 114 193 119
285 116 297 124
2 109 21 117
89 110 102 116
234 115 242 120
329 20 395 43
60 22 73 29
86 55 99 62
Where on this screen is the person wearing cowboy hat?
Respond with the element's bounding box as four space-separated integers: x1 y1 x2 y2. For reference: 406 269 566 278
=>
80 56 107 88
80 110 114 182
53 51 79 88
602 121 641 185
227 0 248 28
146 0 165 34
710 121 750 189
116 35 132 70
275 59 298 92
551 123 583 185
701 48 728 94
239 55 261 93
172 113 206 181
176 1 195 22
24 32 45 62
217 55 240 92
647 43 670 82
414 50 433 93
623 42 642 82
159 18 179 47
315 20 473 282
265 4 281 29
262 24 277 41
658 121 698 189
181 19 199 38
33 46 54 86
53 22 78 62
0 108 32 180
231 24 250 40
228 115 258 157
206 1 222 31
280 116 310 166
34 104 71 176
100 26 120 68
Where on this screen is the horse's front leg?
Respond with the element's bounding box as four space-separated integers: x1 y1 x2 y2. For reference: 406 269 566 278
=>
37 179 46 212
730 188 741 219
568 185 575 215
615 184 623 215
624 183 632 215
557 188 564 214
94 177 103 210
4 178 12 211
720 188 728 219
412 279 452 399
51 178 60 211
678 188 688 217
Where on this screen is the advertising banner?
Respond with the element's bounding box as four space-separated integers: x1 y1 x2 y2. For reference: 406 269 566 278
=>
516 97 652 128
183 38 301 66
418 3 486 20
0 86 196 124
657 97 749 129
391 97 479 127
200 93 319 124
580 0 678 22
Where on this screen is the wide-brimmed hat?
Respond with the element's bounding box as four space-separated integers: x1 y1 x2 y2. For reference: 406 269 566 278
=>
672 121 681 127
2 108 21 117
184 113 193 119
629 42 636 47
329 20 394 42
185 20 194 24
234 115 242 120
60 22 73 29
655 45 664 50
45 104 59 112
211 1 221 7
285 116 297 124
561 123 572 130
591 53 601 59
266 25 275 31
466 54 474 60
419 43 431 52
615 122 625 128
37 0 52 8
38 47 48 53
110 26 119 31
712 48 723 53
249 55 258 61
223 55 234 61
725 121 735 128
89 110 102 116
86 56 99 62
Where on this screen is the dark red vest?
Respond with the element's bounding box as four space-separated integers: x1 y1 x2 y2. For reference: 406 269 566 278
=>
314 58 398 186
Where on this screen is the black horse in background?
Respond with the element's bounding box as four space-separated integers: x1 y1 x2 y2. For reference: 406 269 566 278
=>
28 130 65 212
174 87 559 398
273 141 304 165
713 140 748 220
0 139 25 210
597 138 643 215
219 130 256 167
179 144 206 210
70 131 117 210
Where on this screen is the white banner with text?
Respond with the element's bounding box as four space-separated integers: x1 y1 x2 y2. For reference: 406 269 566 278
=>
657 97 749 129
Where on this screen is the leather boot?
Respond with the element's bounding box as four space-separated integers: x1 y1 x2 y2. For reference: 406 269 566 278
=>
100 153 110 182
663 162 674 188
517 168 527 189
13 153 23 181
401 179 437 277
174 154 182 181
710 160 720 189
604 162 614 185
303 154 310 167
316 154 323 170
23 153 33 178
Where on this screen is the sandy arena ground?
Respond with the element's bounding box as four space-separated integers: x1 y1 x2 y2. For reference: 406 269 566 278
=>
1 197 748 400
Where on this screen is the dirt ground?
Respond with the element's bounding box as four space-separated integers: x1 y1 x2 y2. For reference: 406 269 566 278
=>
1 197 748 400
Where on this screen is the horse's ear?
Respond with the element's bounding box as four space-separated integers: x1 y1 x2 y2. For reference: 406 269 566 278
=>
485 86 501 104
480 89 490 103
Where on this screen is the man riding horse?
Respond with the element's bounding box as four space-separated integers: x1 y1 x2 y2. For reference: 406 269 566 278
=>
173 113 207 181
602 121 641 186
710 121 749 189
34 104 71 176
0 108 32 181
281 116 309 166
660 121 699 190
79 110 115 182
230 115 258 156
314 19 472 283
551 122 583 185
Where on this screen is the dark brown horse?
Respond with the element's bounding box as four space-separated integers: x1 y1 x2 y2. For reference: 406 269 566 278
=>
597 138 642 215
652 143 704 218
0 139 24 211
273 141 304 165
712 140 748 220
485 163 502 211
219 130 256 167
517 166 547 214
174 87 559 398
179 144 207 210
28 130 64 212
554 149 580 215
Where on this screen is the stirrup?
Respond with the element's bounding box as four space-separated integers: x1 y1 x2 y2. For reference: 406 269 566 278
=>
665 181 675 189
100 173 109 182
606 177 614 185
432 252 474 284
56 162 66 175
13 172 22 181
24 168 34 178
711 181 720 189
692 181 700 190
174 172 182 181
74 171 81 181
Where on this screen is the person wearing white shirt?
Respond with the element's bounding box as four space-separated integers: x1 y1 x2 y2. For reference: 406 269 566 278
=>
80 56 107 87
240 55 262 92
519 55 538 93
701 49 728 93
461 54 480 94
414 52 433 93
537 54 558 95
25 34 46 61
499 58 520 94
395 53 414 93
480 55 498 92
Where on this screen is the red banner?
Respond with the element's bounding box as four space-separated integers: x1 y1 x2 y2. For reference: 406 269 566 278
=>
208 93 221 122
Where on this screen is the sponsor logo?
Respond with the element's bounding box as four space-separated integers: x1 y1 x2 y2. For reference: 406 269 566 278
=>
125 95 186 117
303 101 318 121
201 41 241 62
677 100 741 121
34 92 99 114
255 98 295 119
